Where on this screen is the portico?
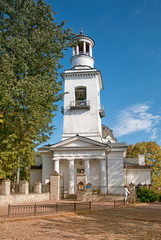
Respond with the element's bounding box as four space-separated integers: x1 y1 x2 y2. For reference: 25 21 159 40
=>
49 135 109 194
53 158 107 194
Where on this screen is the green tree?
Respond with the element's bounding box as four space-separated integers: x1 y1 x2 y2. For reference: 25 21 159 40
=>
127 141 161 188
0 0 73 179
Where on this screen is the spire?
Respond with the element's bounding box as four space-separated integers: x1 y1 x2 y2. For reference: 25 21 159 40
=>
80 27 83 35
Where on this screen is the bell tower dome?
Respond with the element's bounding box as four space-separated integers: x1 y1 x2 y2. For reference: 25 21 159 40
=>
71 30 95 69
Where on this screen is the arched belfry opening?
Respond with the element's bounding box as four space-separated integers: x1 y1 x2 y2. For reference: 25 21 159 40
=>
75 86 86 106
77 41 90 56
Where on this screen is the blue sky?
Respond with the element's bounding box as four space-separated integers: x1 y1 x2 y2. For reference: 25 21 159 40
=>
43 0 161 146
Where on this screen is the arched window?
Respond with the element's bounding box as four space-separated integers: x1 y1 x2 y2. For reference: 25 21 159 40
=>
75 87 86 106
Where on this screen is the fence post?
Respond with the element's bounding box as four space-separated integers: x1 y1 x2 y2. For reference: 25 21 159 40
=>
34 204 37 215
56 203 58 213
74 202 76 211
89 201 91 210
114 200 115 207
8 204 10 217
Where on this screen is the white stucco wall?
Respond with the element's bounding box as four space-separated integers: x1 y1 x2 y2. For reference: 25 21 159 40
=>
62 71 102 141
107 151 124 194
124 169 152 185
53 149 105 160
30 169 42 184
42 153 53 184
90 159 100 187
71 55 94 68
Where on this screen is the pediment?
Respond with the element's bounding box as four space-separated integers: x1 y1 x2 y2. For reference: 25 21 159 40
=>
50 135 108 150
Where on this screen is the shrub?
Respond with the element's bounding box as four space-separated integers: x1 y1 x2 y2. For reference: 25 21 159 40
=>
154 190 161 202
92 188 100 194
137 188 159 203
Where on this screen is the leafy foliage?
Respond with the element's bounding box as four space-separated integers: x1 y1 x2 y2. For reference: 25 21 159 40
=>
0 0 73 179
136 187 159 203
127 141 161 188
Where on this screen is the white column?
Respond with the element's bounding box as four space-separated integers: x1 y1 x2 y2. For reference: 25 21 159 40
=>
69 159 74 194
54 158 60 173
89 44 92 57
76 45 79 55
72 47 75 56
83 41 86 54
100 159 107 194
84 159 90 183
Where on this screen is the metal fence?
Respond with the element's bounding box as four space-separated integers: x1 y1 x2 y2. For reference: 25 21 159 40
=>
8 202 92 218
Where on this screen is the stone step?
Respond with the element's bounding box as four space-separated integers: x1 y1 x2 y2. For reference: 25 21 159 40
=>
63 194 77 200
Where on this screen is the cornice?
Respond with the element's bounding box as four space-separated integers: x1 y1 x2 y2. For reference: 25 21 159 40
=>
61 70 103 89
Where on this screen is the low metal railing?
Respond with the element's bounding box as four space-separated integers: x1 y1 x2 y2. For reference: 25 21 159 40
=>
8 202 92 218
70 100 90 109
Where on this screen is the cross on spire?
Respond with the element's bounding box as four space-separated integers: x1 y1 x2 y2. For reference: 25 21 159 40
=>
80 27 83 34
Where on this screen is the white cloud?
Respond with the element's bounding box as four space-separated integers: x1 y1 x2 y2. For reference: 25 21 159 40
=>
113 103 160 139
151 128 158 140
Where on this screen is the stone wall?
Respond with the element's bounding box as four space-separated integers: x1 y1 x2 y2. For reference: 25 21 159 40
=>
77 192 124 201
124 169 152 185
0 180 10 195
50 172 61 200
128 184 136 202
0 193 49 206
0 180 49 206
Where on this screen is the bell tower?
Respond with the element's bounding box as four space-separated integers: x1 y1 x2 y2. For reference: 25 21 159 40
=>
61 31 105 142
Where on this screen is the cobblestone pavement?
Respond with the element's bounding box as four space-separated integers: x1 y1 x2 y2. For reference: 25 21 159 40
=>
0 203 161 240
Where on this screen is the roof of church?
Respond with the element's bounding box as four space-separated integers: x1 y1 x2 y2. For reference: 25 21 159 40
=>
72 31 95 47
123 165 152 169
40 134 108 150
39 134 128 152
124 158 152 169
102 124 116 140
108 142 128 148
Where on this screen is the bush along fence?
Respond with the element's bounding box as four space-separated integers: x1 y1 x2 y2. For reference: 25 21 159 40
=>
8 202 92 218
136 187 161 203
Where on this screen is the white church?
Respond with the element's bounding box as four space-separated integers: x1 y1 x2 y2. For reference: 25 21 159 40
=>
30 32 152 196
